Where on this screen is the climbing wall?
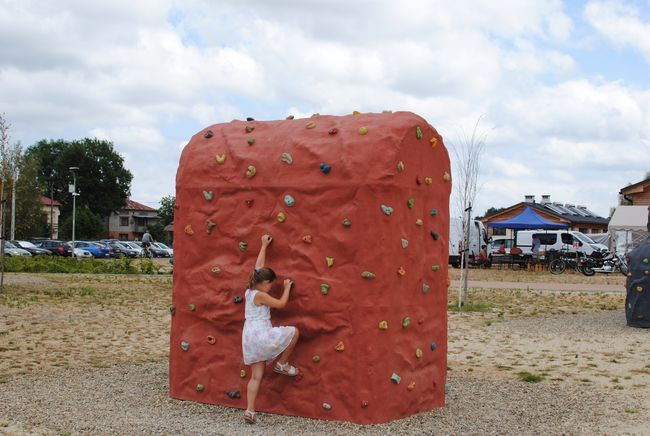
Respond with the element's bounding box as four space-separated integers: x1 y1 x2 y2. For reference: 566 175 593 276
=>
626 236 650 328
170 111 451 424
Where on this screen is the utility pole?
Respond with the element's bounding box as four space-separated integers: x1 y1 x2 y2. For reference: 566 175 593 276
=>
69 167 79 258
10 167 17 240
50 184 54 239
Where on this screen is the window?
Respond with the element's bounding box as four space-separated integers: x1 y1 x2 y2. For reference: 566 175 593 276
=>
120 216 129 227
561 233 574 245
535 233 557 245
492 228 506 236
579 228 588 233
119 233 128 241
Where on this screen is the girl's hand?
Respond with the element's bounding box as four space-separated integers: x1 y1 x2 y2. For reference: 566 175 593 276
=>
284 278 294 290
261 234 273 247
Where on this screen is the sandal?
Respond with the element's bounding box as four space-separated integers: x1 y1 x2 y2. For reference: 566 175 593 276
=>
274 361 299 376
243 409 257 424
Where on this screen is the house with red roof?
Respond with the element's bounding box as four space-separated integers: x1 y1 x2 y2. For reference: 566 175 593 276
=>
107 199 160 240
40 196 62 239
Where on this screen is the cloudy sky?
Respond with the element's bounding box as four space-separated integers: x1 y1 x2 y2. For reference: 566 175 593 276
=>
1 0 649 217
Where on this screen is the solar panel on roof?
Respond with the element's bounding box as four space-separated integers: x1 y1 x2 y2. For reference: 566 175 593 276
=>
545 204 566 215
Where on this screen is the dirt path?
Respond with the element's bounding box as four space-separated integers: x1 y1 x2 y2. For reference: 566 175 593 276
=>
451 279 625 293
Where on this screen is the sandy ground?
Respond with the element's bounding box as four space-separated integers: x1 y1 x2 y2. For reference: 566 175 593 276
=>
0 270 648 434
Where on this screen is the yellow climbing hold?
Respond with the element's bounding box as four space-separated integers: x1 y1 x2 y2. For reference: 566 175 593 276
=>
415 219 424 226
397 161 405 172
353 110 361 115
443 172 451 182
424 177 433 185
378 320 388 330
184 225 194 235
245 165 256 179
240 370 247 378
215 154 226 164
306 122 316 129
277 212 286 223
415 348 423 358
359 126 368 135
430 137 437 148
326 257 335 268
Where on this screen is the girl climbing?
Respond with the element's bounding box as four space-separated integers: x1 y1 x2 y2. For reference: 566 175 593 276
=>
242 234 300 424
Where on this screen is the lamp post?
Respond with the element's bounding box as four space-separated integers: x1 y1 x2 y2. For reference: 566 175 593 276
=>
69 167 79 258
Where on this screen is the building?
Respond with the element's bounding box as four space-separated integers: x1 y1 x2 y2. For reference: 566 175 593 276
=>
482 195 609 236
40 196 62 239
620 177 650 206
106 199 159 241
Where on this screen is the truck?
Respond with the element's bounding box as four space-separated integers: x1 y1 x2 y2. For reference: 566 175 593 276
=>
449 217 490 267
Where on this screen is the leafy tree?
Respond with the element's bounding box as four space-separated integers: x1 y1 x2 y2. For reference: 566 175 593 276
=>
158 195 175 226
14 156 49 239
25 138 133 218
476 206 506 220
59 208 106 240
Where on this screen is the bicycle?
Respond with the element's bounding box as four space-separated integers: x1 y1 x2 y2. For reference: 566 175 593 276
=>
549 250 585 275
141 242 154 259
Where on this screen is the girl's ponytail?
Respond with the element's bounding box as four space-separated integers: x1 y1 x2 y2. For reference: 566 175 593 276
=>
247 267 277 289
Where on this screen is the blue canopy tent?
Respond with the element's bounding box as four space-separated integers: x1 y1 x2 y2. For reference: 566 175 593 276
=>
488 206 569 230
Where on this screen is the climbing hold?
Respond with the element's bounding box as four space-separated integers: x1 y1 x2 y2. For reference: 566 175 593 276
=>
415 219 424 226
401 239 409 249
196 384 204 392
397 161 405 172
353 110 361 115
247 138 255 146
306 122 316 129
169 305 176 316
312 355 321 363
245 165 256 179
431 265 440 271
358 126 368 135
361 271 376 280
207 335 216 345
637 286 644 293
326 257 335 267
240 370 247 378
402 317 411 328
430 137 438 148
643 258 649 264
234 296 243 304
188 303 196 312
416 126 423 140
181 341 189 351
281 152 293 165
246 117 255 121
226 391 241 399
431 209 438 216
204 130 214 138
430 231 440 240
184 225 194 235
416 175 423 185
361 400 369 408
342 218 351 227
239 242 248 251
302 235 313 244
206 219 216 234
391 373 401 384
215 154 226 164
407 381 416 391
378 320 388 330
328 128 338 135
397 266 406 276
276 212 286 223
322 402 332 410
320 283 330 295
335 341 345 351
245 199 254 208
245 125 254 133
320 163 332 174
286 115 294 120
415 348 423 358
284 194 295 207
380 204 394 216
425 177 433 185
407 198 415 209
443 172 451 182
422 283 430 294
431 342 437 351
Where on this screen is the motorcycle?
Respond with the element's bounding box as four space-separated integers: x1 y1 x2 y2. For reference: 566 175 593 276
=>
580 251 628 276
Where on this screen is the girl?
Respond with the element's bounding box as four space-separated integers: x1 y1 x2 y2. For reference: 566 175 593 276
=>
242 234 300 424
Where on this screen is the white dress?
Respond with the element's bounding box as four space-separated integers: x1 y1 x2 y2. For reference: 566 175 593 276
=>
242 289 295 365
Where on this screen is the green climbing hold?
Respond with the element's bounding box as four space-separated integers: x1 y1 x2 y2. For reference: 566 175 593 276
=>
320 284 330 295
181 341 189 351
401 238 408 249
422 283 430 293
188 304 196 312
196 384 204 392
643 258 649 264
281 152 293 165
326 257 335 267
431 209 438 216
203 191 213 201
239 242 248 251
637 286 644 293
245 125 254 133
359 126 368 135
361 271 376 280
391 372 401 384
407 198 415 209
402 317 411 328
431 265 440 271
247 138 255 146
416 126 423 140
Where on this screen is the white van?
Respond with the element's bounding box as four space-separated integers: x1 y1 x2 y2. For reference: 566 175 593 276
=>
515 230 608 256
449 217 490 267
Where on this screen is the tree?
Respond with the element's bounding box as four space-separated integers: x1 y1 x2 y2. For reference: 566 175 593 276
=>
451 118 487 308
59 208 105 240
13 155 49 239
158 195 175 226
25 138 133 218
476 206 506 220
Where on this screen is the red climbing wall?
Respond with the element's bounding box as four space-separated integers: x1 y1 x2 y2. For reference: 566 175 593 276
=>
170 111 451 424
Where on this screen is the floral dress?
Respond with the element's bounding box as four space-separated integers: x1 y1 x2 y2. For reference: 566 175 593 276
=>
242 289 295 365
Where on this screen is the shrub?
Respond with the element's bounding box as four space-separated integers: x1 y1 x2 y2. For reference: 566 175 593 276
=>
3 256 157 274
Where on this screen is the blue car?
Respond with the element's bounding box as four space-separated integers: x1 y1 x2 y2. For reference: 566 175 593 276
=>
70 241 112 258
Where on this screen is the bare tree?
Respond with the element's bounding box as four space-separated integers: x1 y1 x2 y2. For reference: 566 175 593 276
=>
0 113 10 289
450 117 487 307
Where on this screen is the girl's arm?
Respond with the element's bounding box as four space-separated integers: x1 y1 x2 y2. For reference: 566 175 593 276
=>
255 234 273 269
254 279 293 309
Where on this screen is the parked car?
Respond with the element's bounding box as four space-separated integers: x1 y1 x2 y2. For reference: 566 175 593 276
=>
3 241 32 257
122 241 143 256
153 242 173 257
11 240 52 256
31 240 73 256
72 247 93 258
108 242 140 258
68 241 112 258
515 230 608 257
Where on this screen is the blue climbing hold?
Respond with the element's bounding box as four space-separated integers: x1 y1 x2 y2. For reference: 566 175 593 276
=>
431 342 437 351
284 195 295 207
320 163 332 174
380 204 394 216
431 209 438 216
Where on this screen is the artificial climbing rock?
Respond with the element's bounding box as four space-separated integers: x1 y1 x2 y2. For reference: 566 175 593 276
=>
397 266 406 276
184 225 194 235
443 172 451 182
240 370 247 378
323 402 332 410
196 384 204 392
188 304 196 312
430 231 440 240
306 122 316 129
425 177 433 185
207 335 216 345
422 283 430 294
245 125 254 133
171 112 450 425
415 219 423 226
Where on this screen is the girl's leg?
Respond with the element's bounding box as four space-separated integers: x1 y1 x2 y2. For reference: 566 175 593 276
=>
277 327 300 365
246 362 265 412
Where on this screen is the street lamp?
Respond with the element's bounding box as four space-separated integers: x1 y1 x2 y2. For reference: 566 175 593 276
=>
69 167 79 258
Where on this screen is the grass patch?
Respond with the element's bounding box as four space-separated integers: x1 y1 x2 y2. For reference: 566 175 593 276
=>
517 371 544 383
448 302 493 312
